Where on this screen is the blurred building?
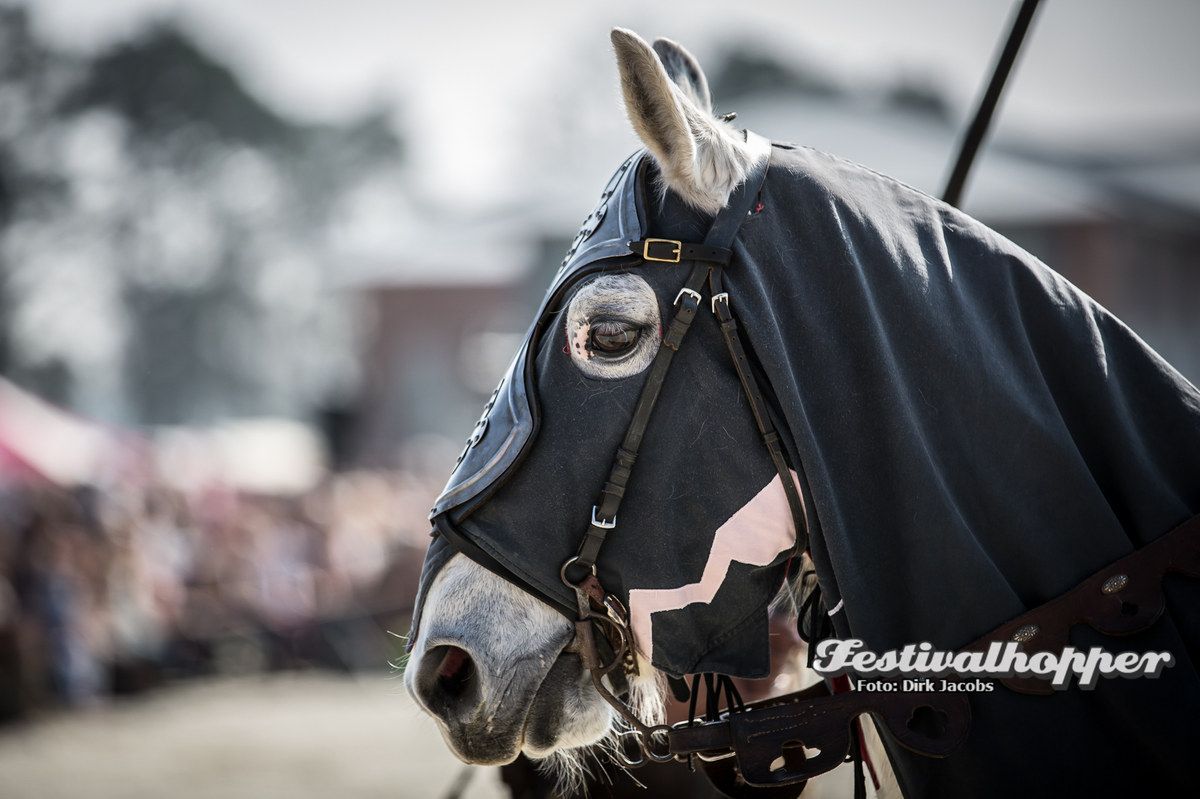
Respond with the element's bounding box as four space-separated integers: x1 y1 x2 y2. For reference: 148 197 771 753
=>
339 224 537 467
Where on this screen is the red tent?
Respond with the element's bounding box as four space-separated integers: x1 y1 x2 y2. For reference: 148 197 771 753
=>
0 378 114 486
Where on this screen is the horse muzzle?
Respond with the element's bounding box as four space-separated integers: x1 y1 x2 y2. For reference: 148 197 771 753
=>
405 554 606 765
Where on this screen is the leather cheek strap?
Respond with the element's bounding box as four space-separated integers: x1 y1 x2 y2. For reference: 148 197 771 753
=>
566 137 774 584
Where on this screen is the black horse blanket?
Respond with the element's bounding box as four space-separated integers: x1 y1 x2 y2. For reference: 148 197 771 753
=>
729 142 1200 797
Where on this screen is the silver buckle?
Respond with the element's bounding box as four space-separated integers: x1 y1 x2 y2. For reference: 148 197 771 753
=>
591 506 617 529
674 287 702 307
710 292 729 313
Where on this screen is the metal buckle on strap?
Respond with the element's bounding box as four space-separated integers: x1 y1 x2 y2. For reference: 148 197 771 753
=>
591 506 617 529
643 238 682 263
674 287 702 307
710 292 729 313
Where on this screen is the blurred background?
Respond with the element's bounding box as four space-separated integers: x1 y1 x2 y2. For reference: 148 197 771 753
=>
0 0 1196 796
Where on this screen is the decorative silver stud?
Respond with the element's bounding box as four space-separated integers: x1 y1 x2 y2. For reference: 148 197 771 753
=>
1101 574 1129 595
1012 624 1040 643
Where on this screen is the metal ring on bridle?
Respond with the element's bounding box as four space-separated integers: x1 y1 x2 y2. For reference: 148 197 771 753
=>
613 725 675 768
560 555 597 587
642 725 676 763
614 730 647 768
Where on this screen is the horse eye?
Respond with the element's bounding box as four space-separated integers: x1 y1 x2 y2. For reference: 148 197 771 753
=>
588 321 640 354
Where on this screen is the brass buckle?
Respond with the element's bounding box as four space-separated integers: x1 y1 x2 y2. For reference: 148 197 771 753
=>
642 238 682 263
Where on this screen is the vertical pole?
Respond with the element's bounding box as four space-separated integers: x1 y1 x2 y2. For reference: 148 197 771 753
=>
942 0 1043 208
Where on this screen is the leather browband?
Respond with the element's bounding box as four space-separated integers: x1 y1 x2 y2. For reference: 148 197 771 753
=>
630 239 734 265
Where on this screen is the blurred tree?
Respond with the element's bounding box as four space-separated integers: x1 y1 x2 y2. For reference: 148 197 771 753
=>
0 15 406 426
0 5 72 384
708 43 949 119
884 75 951 119
62 25 292 146
0 149 11 377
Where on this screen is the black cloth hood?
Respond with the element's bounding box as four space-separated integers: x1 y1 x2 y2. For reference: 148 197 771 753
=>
412 139 1200 795
413 146 797 679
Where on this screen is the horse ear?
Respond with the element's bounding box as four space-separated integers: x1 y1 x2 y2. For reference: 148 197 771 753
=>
651 37 712 115
611 28 759 214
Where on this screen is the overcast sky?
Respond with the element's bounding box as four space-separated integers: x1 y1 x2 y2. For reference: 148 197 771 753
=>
21 0 1200 203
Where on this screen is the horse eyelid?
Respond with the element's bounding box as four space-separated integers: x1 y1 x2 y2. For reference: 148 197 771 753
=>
588 323 644 355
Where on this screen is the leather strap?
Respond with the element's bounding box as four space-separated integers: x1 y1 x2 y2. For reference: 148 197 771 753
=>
710 266 809 557
963 508 1200 694
670 679 969 789
569 261 709 577
629 239 734 266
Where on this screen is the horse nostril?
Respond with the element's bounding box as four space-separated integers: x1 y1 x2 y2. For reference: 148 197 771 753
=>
436 645 475 696
418 644 481 718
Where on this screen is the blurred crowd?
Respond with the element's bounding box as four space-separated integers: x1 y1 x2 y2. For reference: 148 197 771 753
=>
0 470 438 723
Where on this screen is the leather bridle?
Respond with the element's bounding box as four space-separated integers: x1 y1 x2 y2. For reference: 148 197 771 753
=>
551 136 811 762
549 138 829 775
561 136 806 591
548 139 972 792
541 139 968 797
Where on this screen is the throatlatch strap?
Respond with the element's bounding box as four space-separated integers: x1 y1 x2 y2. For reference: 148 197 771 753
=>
709 267 810 556
568 136 772 580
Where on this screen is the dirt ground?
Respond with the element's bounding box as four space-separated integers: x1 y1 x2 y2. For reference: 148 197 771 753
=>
0 672 507 799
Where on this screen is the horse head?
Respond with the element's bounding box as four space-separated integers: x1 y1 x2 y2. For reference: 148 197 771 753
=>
405 26 1200 799
404 28 804 775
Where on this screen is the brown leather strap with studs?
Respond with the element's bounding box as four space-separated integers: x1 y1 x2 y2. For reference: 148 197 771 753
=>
669 678 971 789
665 509 1200 790
962 508 1200 694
